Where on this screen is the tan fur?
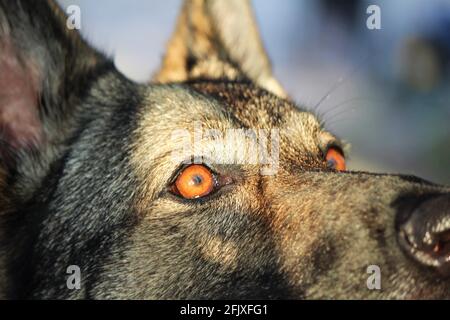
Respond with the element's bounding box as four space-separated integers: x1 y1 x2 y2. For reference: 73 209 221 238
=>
200 236 239 269
153 0 286 98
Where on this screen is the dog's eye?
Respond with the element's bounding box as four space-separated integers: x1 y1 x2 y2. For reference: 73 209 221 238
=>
171 164 216 199
325 147 346 171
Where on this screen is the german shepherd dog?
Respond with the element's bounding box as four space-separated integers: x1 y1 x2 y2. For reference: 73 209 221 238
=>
0 0 449 299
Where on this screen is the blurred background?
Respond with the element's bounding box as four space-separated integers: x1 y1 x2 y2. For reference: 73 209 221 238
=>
58 0 450 184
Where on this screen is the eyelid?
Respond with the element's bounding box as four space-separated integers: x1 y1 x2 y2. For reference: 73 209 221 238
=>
327 142 345 155
322 141 346 158
167 158 217 186
319 132 347 156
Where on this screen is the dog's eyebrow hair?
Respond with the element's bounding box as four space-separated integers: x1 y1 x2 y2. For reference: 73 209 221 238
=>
176 129 272 166
328 137 347 152
319 130 350 157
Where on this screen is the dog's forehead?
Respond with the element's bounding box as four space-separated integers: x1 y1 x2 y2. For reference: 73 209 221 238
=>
185 81 330 151
140 81 329 150
186 81 312 128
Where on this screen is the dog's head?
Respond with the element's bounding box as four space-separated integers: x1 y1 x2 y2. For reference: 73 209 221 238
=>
0 0 449 299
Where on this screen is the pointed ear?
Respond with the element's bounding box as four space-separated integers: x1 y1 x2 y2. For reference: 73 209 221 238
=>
0 0 106 169
154 0 287 98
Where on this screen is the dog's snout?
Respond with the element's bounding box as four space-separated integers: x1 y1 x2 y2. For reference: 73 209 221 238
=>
395 193 450 276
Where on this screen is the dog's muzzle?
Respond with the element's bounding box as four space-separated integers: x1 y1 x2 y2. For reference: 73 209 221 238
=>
396 193 450 276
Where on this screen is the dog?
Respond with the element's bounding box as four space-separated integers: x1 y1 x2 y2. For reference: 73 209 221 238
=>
0 0 449 299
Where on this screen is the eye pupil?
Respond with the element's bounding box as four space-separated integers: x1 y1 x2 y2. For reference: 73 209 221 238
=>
191 175 203 186
327 158 337 168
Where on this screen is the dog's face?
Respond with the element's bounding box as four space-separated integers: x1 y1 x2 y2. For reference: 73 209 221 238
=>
0 0 449 299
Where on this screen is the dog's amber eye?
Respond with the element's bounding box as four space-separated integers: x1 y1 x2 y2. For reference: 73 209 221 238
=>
325 147 346 171
172 164 215 199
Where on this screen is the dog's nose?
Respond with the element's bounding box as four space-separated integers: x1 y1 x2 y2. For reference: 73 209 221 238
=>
396 193 450 276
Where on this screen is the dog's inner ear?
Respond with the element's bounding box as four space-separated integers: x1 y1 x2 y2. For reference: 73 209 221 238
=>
0 1 105 167
0 35 42 154
154 0 287 98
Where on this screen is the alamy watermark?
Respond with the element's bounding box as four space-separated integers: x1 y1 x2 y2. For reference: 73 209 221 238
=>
66 265 81 290
66 5 81 30
366 5 381 30
170 121 280 175
366 265 381 290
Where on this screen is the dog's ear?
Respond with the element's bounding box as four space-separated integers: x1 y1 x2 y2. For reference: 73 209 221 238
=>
0 1 107 175
154 0 286 97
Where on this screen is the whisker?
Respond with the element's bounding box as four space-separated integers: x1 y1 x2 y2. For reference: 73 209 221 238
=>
324 115 358 129
319 96 370 121
313 76 344 113
312 52 371 115
323 108 357 127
